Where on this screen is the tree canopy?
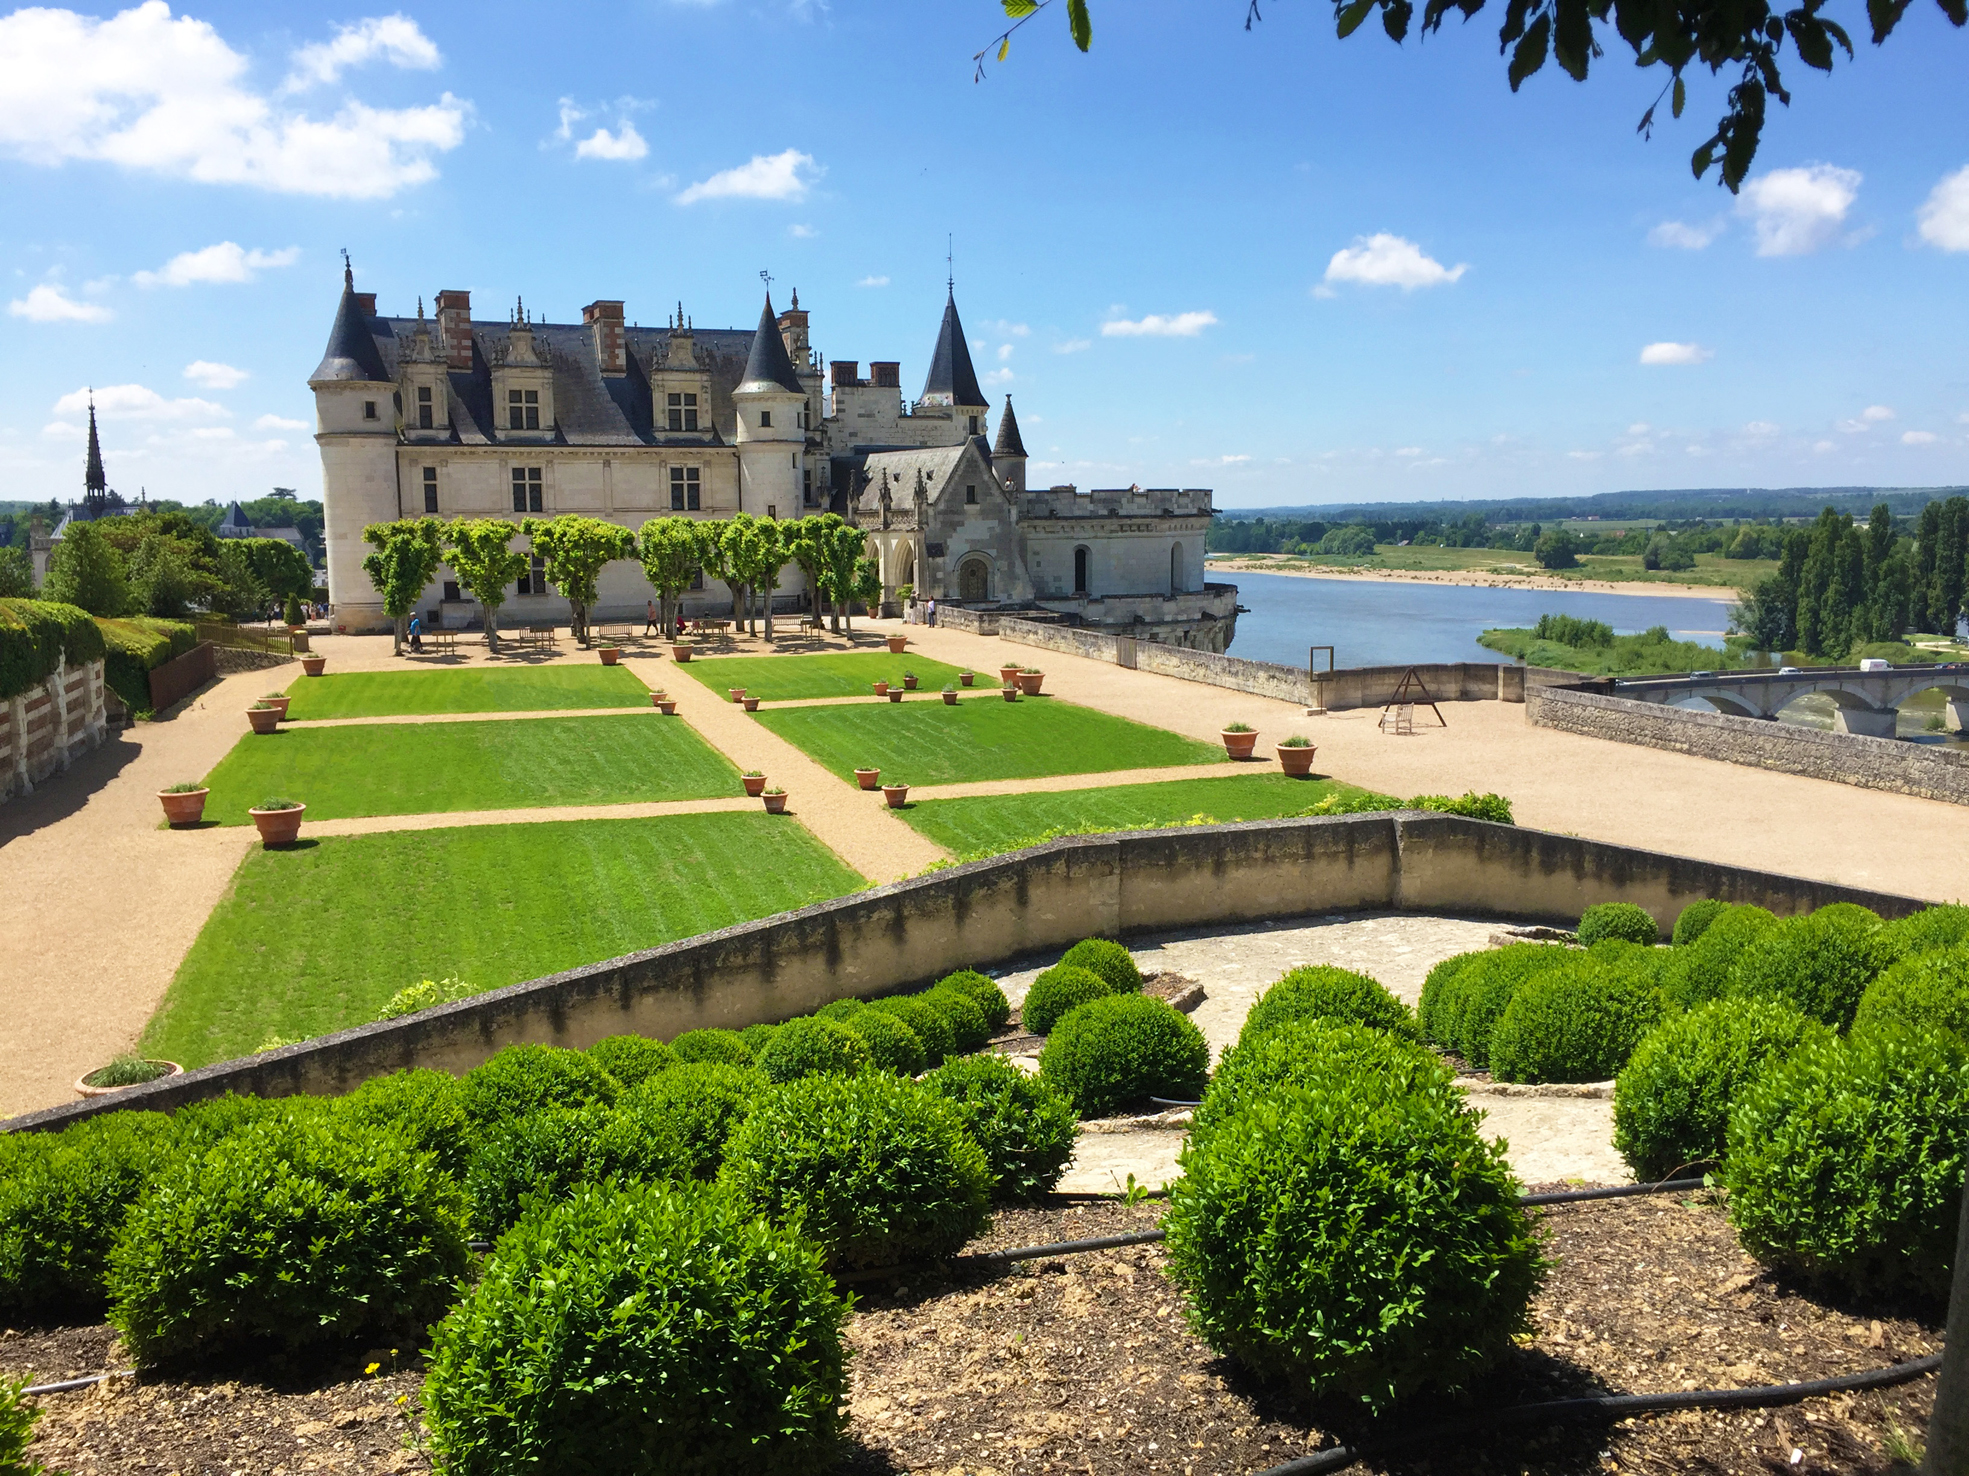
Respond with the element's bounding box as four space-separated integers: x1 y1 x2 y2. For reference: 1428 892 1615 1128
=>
520 515 637 645
42 522 131 617
443 520 531 651
637 517 714 638
361 518 446 654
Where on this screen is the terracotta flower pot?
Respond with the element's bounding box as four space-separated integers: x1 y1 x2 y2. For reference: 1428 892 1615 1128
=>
657 700 677 715
1276 743 1318 777
887 689 904 703
75 1059 183 1099
1221 729 1259 760
599 647 621 666
650 691 667 707
157 788 208 827
671 644 695 662
942 690 959 705
886 635 908 654
260 696 290 719
903 675 919 690
998 665 1022 684
872 681 890 696
882 785 909 808
1001 685 1019 702
763 792 788 814
742 774 768 797
301 655 327 677
728 688 746 703
1016 671 1044 696
960 672 975 687
855 768 882 790
742 697 760 712
248 803 306 846
247 706 281 734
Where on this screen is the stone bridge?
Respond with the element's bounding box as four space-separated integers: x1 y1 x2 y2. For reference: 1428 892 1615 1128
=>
1610 663 1969 738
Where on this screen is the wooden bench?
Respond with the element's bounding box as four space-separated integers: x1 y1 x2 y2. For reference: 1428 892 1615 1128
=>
523 625 559 651
427 630 457 652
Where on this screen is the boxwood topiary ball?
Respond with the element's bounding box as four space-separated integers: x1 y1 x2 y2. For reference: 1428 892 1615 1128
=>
937 969 1012 1032
1191 1020 1442 1152
669 1028 755 1068
1612 997 1829 1182
1417 951 1481 1048
1488 956 1671 1085
1165 1054 1545 1412
1020 965 1111 1037
755 1017 872 1084
922 1054 1079 1202
1659 904 1778 1010
423 1179 848 1476
918 988 991 1053
1852 947 1969 1046
815 999 866 1022
1724 1022 1969 1300
1038 994 1209 1118
1671 898 1730 948
1577 902 1661 949
1235 965 1420 1054
1058 938 1144 994
1726 904 1885 1029
456 1045 621 1137
621 1063 768 1181
336 1068 472 1177
721 1072 991 1267
840 1007 927 1076
1870 906 1969 972
586 1034 678 1089
740 1022 781 1057
865 994 956 1063
464 1105 614 1238
1443 944 1573 1070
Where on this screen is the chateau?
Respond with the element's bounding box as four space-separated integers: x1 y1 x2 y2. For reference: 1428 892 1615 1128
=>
311 267 1238 650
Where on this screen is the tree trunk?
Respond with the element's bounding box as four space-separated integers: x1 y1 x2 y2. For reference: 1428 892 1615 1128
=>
392 612 407 656
573 602 589 647
764 583 775 642
484 600 500 654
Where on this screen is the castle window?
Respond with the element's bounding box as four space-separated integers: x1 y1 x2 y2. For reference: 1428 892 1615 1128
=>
1073 546 1090 595
443 580 461 602
666 392 699 432
759 410 772 429
508 389 540 431
516 555 547 596
417 386 433 430
362 400 378 420
967 414 979 435
670 466 700 512
422 466 438 514
511 466 543 513
966 485 977 505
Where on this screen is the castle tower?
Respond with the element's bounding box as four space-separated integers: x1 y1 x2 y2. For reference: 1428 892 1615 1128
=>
310 261 399 629
991 395 1028 495
919 288 989 437
732 293 806 520
81 398 111 518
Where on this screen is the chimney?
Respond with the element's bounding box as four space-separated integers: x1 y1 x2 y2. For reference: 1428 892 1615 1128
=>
583 299 626 375
353 292 378 316
435 289 473 370
870 361 900 389
777 289 810 363
830 361 861 387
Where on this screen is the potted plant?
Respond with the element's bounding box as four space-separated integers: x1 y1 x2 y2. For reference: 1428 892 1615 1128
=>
728 688 746 703
649 689 667 708
248 797 306 846
1001 683 1019 702
75 1054 183 1099
942 684 959 705
854 767 882 790
1276 735 1318 776
1221 722 1259 759
881 783 910 809
902 671 919 690
157 782 209 828
656 697 678 715
741 771 768 798
598 645 622 666
260 691 291 719
960 669 976 687
887 687 905 703
762 786 788 815
1016 667 1045 696
742 696 761 712
671 641 695 662
998 663 1022 684
301 652 327 677
246 701 282 735
886 634 908 654
872 680 890 697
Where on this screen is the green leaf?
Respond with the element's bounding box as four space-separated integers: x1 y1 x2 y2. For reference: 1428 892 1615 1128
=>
1336 0 1378 38
1001 0 1040 16
1552 0 1595 80
1508 12 1551 87
998 36 1010 60
1067 0 1093 49
1671 74 1685 117
1382 0 1415 40
1786 14 1833 68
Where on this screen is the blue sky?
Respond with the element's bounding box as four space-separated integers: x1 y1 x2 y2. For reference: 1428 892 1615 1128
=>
2 0 1966 510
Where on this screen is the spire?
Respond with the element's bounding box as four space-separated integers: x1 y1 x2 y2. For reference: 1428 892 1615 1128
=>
992 395 1027 458
83 396 107 495
737 292 805 395
920 288 985 409
310 264 390 383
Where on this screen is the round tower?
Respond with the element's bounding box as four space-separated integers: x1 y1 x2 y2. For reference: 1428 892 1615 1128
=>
732 292 806 520
310 261 400 631
992 395 1028 495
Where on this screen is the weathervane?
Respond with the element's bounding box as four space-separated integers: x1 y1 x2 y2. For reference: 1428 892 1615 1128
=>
760 269 773 293
946 235 954 291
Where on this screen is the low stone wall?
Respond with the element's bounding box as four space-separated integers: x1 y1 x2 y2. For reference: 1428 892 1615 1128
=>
933 604 999 636
5 812 1924 1135
213 647 295 676
1526 685 1969 806
1 659 109 803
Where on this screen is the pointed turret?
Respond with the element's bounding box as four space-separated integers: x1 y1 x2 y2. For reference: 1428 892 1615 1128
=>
83 398 107 498
738 293 805 395
992 395 1027 458
310 262 390 384
920 288 985 410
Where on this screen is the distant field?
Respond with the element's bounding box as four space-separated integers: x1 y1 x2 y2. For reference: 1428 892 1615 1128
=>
1208 548 1777 591
198 713 736 823
141 812 866 1067
752 698 1221 786
680 650 972 701
900 773 1360 859
282 665 650 719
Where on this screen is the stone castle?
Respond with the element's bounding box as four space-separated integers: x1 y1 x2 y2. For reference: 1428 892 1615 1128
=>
311 266 1238 649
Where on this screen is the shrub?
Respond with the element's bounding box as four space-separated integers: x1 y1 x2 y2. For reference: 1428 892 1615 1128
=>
1165 1053 1545 1412
815 998 865 1022
0 1111 178 1321
840 1007 927 1076
336 1068 472 1177
169 1091 331 1153
1020 964 1112 1037
424 1180 847 1476
1039 994 1210 1117
1577 902 1660 948
1417 951 1480 1046
96 615 195 714
937 969 1012 1032
108 1114 470 1366
586 1034 678 1088
1058 938 1143 993
1659 904 1777 1010
755 1017 872 1083
922 1054 1079 1202
456 1045 619 1135
866 994 956 1062
1488 956 1670 1084
1727 905 1885 1028
1872 904 1969 967
919 987 990 1053
670 1028 755 1067
1671 898 1730 947
721 1073 991 1267
1191 1020 1441 1150
0 1375 48 1475
1445 944 1573 1069
465 1106 615 1237
0 597 109 701
1408 791 1515 824
740 1022 780 1056
1613 999 1829 1181
1235 965 1419 1054
1853 947 1969 1045
1725 1023 1969 1300
375 976 474 1020
622 1063 768 1181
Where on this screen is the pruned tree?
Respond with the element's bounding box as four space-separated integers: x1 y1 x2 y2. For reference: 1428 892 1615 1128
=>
519 515 637 646
717 514 762 635
637 516 713 639
784 514 843 633
361 517 446 656
829 523 874 632
42 522 131 617
736 516 793 640
443 519 531 653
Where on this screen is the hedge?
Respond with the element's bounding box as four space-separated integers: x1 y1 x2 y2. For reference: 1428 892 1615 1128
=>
0 598 107 701
96 616 196 714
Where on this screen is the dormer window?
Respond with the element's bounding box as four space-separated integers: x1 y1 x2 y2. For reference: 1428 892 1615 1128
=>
966 485 978 505
417 386 433 430
666 393 699 432
362 400 378 421
508 389 540 431
759 410 772 429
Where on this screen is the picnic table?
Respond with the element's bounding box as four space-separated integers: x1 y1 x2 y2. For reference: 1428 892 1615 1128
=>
427 630 458 652
521 624 559 651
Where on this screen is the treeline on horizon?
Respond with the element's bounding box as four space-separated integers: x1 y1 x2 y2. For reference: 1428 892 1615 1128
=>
1206 512 1777 566
0 493 324 560
1212 486 1962 527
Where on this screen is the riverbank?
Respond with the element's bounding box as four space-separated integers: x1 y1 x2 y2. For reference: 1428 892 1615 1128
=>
1206 555 1740 600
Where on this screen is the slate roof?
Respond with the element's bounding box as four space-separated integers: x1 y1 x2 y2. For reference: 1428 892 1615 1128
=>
921 290 985 408
992 396 1027 458
852 443 994 529
311 270 392 384
737 294 807 396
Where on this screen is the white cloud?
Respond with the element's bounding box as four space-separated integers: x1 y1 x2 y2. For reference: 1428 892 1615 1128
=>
1639 341 1713 365
1863 404 1896 422
52 383 225 421
1100 310 1217 338
996 344 1014 362
184 360 247 389
674 148 818 205
0 2 468 199
1648 218 1724 250
284 14 439 90
1813 439 1837 453
1918 165 1969 252
1737 164 1862 256
8 283 111 322
984 319 1030 338
983 367 1014 387
1322 233 1467 290
575 123 647 162
1053 338 1091 354
254 413 308 431
1904 430 1940 445
1745 420 1780 435
787 223 817 239
1393 447 1423 457
1628 422 1651 435
134 241 299 287
857 275 888 288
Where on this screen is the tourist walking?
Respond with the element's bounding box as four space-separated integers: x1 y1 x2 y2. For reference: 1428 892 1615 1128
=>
645 599 659 636
926 597 936 627
408 613 423 653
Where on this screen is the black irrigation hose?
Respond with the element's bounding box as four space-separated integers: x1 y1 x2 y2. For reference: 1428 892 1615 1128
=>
1521 1176 1706 1206
1252 1353 1945 1476
21 1372 134 1396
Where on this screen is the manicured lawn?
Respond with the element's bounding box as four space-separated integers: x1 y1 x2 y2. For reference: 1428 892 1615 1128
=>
282 665 650 719
900 773 1360 859
752 698 1221 785
680 650 974 701
198 714 737 824
141 812 867 1067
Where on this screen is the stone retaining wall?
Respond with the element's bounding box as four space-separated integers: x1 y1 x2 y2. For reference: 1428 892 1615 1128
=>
1 659 109 804
5 813 1923 1135
1526 684 1969 806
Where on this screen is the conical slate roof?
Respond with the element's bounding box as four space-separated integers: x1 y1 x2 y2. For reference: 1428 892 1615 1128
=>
83 400 106 492
737 294 805 396
921 289 985 408
310 265 391 384
221 500 252 530
992 395 1027 458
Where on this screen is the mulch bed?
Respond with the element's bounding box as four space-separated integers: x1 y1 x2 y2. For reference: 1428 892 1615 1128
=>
5 1193 1940 1476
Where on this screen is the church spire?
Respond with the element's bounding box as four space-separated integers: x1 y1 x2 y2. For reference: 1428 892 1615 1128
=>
83 395 107 497
920 287 985 409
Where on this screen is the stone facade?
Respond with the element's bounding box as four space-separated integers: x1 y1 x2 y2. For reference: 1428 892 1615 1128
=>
1 659 110 804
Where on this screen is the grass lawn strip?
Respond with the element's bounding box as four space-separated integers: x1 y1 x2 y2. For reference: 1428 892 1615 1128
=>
199 713 737 825
898 773 1362 858
141 812 866 1067
752 698 1221 786
281 664 650 719
680 650 972 702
